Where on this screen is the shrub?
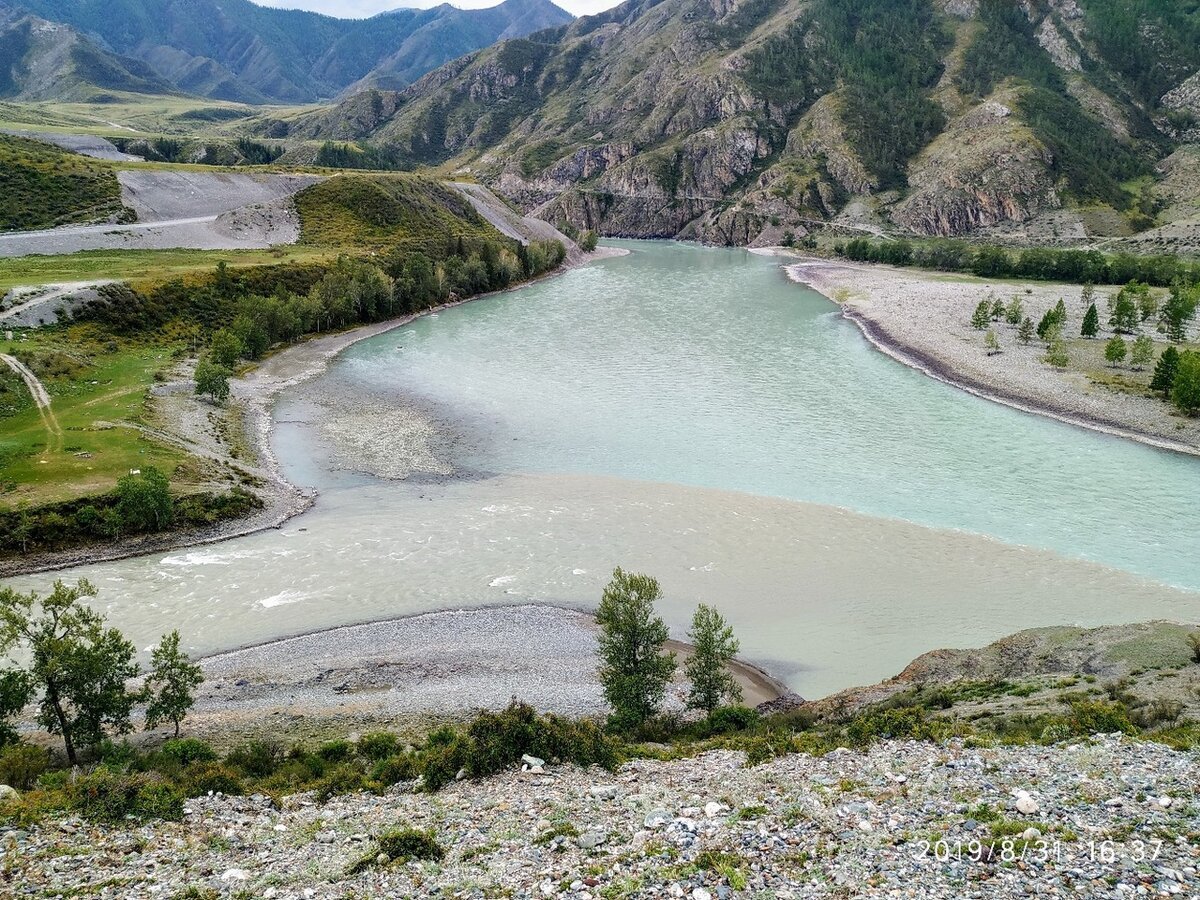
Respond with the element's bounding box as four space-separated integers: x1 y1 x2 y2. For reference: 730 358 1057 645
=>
350 827 444 872
372 754 418 786
313 763 372 802
1189 632 1200 664
316 740 354 763
0 743 51 790
225 740 282 777
357 731 401 761
1068 701 1136 736
159 738 217 766
845 706 947 745
72 769 184 823
182 762 245 797
464 702 617 781
701 705 760 736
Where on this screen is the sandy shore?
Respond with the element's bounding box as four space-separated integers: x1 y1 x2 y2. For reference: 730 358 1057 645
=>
146 605 792 744
2 247 629 578
781 254 1200 457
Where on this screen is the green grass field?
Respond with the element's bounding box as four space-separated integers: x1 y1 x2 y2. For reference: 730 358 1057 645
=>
0 134 125 231
0 330 188 506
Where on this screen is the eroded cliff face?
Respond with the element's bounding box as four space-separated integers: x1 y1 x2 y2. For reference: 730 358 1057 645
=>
893 96 1060 236
288 0 1200 248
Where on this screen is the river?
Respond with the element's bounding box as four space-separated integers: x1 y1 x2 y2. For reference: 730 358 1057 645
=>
8 242 1200 697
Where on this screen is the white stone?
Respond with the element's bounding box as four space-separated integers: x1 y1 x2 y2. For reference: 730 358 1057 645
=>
0 785 18 802
1015 795 1039 815
692 889 712 900
590 785 619 800
220 869 250 882
1158 796 1173 808
703 801 727 818
522 754 545 768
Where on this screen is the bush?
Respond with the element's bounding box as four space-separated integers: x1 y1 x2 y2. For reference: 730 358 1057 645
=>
1068 701 1136 736
845 706 948 745
372 753 418 786
225 740 283 778
159 738 217 766
357 731 401 761
313 763 372 802
182 762 245 797
0 743 51 790
72 769 184 823
316 740 354 763
350 827 445 872
463 702 618 782
701 705 760 736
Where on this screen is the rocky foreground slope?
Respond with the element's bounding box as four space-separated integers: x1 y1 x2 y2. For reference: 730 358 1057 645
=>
6 737 1198 898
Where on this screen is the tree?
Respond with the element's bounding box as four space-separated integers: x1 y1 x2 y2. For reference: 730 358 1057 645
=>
0 668 33 747
1036 302 1065 340
1160 285 1198 343
990 296 1005 320
1130 334 1154 371
971 300 991 330
579 231 599 252
193 357 230 403
684 605 742 715
595 569 676 730
1044 337 1069 368
0 580 140 764
209 328 243 369
1104 335 1127 367
1005 296 1023 325
115 466 172 532
1150 345 1181 395
144 631 203 738
1018 316 1035 345
984 329 1001 355
1080 281 1095 310
1171 351 1200 415
1109 283 1142 333
1081 303 1099 338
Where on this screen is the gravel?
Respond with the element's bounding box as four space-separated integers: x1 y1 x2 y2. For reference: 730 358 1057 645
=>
783 257 1200 456
4 735 1196 897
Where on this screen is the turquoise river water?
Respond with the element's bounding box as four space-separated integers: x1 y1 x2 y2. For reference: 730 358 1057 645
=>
9 242 1200 696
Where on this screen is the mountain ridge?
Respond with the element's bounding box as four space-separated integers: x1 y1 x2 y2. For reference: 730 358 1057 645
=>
4 0 574 103
281 0 1200 247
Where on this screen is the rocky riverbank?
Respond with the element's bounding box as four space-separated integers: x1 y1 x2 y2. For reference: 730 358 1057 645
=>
782 257 1200 457
5 736 1197 898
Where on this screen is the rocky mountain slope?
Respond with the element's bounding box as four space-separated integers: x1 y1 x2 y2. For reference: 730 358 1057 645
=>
0 10 174 101
284 0 1200 247
5 0 573 103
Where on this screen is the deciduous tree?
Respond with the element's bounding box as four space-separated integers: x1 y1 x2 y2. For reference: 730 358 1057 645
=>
595 569 676 730
1130 334 1154 371
684 605 742 715
1104 335 1127 367
145 631 203 738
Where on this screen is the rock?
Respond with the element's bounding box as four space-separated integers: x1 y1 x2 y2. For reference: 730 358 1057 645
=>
703 801 727 818
644 809 673 828
692 889 713 900
220 868 250 881
577 830 607 850
376 853 389 866
521 754 545 768
0 785 19 802
455 768 467 781
589 785 619 800
1015 794 1039 816
1158 796 1174 808
1022 827 1042 841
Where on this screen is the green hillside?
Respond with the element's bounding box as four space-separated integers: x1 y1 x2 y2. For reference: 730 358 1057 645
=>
0 134 125 230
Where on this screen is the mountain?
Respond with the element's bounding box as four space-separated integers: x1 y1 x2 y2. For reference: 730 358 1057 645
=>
0 10 175 101
285 0 1200 246
8 0 574 103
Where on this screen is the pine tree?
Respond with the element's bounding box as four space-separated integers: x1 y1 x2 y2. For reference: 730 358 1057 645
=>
684 605 742 715
971 300 991 330
991 296 1005 320
144 631 203 738
1080 281 1095 310
1018 316 1035 345
1005 296 1023 325
1109 284 1140 333
1150 345 1181 395
1081 303 1099 338
984 329 1001 355
1104 335 1127 367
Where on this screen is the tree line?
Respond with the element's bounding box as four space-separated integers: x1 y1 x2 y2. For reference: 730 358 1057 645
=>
837 237 1200 288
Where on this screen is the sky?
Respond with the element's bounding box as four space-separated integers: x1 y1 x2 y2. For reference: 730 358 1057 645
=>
254 0 622 18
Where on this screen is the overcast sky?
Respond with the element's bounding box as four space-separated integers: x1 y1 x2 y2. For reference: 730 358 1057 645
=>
254 0 622 18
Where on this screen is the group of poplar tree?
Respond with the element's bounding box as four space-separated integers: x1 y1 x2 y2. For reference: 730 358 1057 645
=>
0 580 202 765
595 568 744 730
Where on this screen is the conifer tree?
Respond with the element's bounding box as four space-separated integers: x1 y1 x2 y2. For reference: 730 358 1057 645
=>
1081 303 1099 338
1151 345 1181 395
971 300 991 330
1018 316 1035 345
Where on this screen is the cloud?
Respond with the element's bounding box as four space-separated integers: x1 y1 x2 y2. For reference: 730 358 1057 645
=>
252 0 620 17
